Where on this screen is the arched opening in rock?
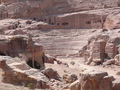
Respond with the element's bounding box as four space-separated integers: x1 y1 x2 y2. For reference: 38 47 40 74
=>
27 60 41 69
62 22 69 26
51 23 54 25
105 53 110 59
86 21 91 24
33 18 36 20
0 52 6 56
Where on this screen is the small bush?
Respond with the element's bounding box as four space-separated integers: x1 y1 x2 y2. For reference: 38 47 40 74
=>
70 61 75 65
27 83 33 89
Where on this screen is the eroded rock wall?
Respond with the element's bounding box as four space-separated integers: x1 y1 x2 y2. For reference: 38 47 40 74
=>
0 56 49 89
104 12 120 29
81 30 120 65
0 35 45 70
0 0 119 19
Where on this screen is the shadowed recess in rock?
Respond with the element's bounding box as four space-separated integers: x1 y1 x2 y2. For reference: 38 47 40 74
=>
27 60 41 69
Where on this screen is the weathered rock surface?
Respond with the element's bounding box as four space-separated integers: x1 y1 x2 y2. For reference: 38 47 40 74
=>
0 35 64 89
42 68 61 80
112 80 120 90
114 54 120 65
69 80 80 90
0 0 119 19
63 74 78 84
0 6 119 30
0 35 45 70
0 56 49 89
104 12 120 29
70 70 115 90
81 30 120 65
0 1 119 90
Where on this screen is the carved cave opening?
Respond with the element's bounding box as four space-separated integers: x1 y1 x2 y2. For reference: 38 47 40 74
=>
0 52 6 56
86 21 91 24
27 60 41 69
62 22 69 26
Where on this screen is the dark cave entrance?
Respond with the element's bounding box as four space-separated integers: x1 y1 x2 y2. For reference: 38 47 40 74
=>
27 60 41 69
0 52 6 56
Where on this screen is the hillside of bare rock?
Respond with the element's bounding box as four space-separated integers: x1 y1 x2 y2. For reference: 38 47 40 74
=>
0 0 119 19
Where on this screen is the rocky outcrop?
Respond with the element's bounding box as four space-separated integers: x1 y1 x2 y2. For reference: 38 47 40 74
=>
81 31 120 65
42 68 61 80
63 74 78 84
0 35 45 70
104 12 120 29
70 80 80 90
0 35 64 89
26 8 120 29
0 8 119 30
112 80 120 90
70 70 115 90
0 56 49 89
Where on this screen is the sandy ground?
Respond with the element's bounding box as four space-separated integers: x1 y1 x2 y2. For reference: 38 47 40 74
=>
57 57 120 80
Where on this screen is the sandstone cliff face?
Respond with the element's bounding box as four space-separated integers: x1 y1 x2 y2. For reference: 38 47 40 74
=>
0 7 119 30
0 0 119 19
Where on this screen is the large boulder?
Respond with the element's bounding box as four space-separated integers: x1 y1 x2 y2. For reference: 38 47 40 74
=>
63 74 78 84
104 13 120 29
70 70 115 90
42 68 61 80
79 70 114 90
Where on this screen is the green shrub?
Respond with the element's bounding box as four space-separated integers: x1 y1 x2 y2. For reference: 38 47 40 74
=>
27 83 33 89
70 61 75 65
